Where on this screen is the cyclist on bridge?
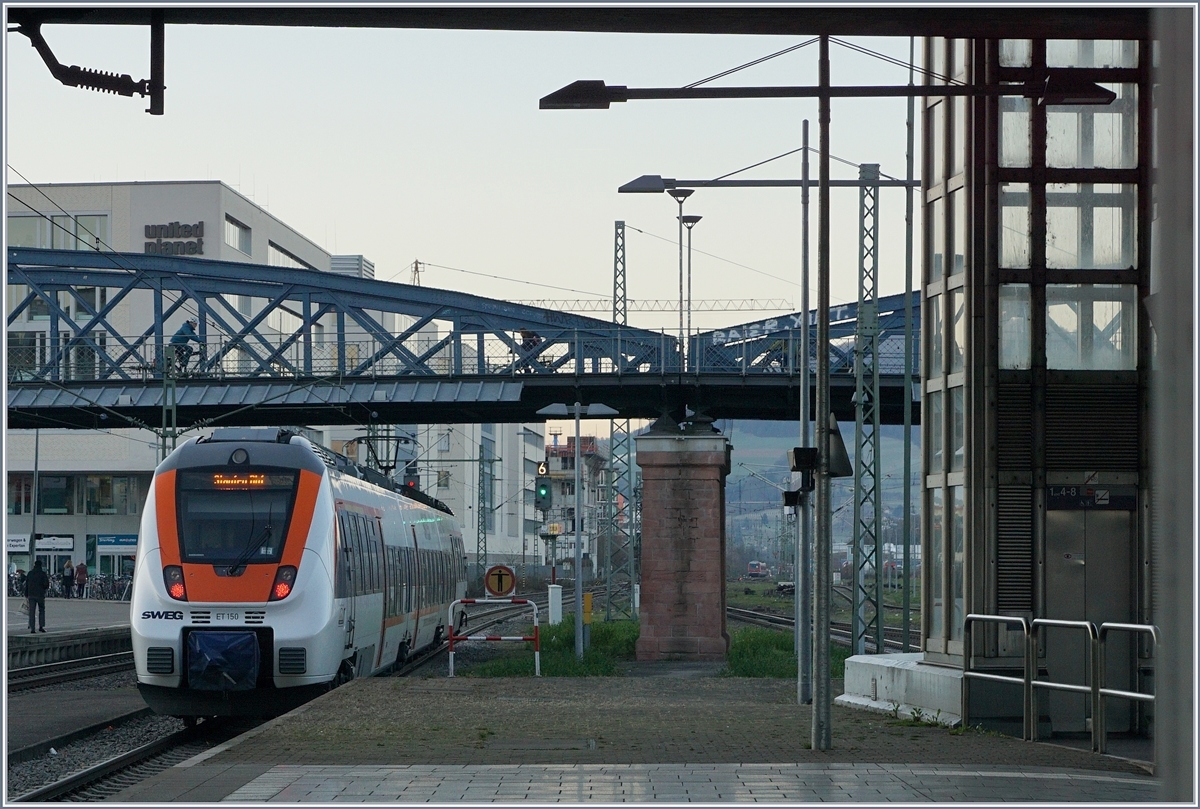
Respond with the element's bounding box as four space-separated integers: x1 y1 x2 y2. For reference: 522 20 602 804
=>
170 318 202 373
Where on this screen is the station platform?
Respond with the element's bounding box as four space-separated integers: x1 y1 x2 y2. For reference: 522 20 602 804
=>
6 596 131 636
109 669 1158 802
6 597 132 668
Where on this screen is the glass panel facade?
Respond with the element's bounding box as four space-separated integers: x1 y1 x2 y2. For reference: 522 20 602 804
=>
949 288 965 373
930 197 946 278
951 190 966 276
999 97 1032 168
951 485 965 641
1046 284 1137 370
1046 184 1137 269
951 96 967 176
927 294 943 379
1000 183 1031 268
951 387 965 472
929 488 944 639
1046 39 1138 68
1047 85 1137 169
999 284 1032 370
999 39 1032 67
930 101 946 185
927 390 944 473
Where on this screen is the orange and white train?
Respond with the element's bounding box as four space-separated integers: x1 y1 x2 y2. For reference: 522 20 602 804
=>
131 428 467 718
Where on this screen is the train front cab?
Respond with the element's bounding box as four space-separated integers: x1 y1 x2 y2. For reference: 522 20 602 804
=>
132 435 344 717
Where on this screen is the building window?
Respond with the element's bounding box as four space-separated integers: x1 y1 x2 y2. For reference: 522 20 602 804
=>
268 241 314 270
437 433 450 453
561 481 575 496
8 215 42 247
437 470 451 489
85 475 140 515
224 215 251 254
7 214 106 251
7 474 33 515
38 475 75 515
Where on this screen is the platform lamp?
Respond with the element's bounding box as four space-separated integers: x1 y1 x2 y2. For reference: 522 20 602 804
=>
537 401 619 659
666 189 693 370
680 214 702 370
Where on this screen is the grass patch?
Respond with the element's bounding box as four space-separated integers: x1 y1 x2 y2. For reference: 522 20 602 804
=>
723 626 857 679
462 619 639 678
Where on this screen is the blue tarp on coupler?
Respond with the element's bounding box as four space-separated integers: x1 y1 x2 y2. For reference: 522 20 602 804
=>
187 631 259 691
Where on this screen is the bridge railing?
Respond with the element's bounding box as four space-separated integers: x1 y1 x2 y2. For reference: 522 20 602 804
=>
7 325 926 384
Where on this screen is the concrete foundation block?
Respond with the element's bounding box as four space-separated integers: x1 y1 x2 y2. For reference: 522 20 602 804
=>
836 653 963 727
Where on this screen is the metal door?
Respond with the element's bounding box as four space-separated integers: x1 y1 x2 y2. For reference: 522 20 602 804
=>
1044 510 1132 733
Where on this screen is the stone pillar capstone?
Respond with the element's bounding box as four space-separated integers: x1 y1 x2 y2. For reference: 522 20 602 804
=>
635 420 731 661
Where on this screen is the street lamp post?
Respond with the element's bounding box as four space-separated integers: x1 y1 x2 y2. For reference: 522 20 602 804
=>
667 189 693 370
681 214 702 371
537 401 619 659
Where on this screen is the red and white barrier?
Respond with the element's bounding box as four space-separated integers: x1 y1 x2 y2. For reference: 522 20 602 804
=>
447 598 540 677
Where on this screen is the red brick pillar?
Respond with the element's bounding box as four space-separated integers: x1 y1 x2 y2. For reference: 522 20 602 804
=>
634 430 731 661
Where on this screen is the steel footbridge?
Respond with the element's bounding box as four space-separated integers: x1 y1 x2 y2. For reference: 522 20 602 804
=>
6 247 919 430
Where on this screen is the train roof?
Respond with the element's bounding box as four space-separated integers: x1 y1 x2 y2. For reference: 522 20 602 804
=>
196 428 455 517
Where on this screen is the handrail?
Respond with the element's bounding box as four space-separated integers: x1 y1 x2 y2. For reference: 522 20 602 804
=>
1029 618 1100 747
1096 622 1159 754
962 614 1032 739
963 613 1157 754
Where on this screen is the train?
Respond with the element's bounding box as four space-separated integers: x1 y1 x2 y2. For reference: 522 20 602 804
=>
131 427 468 718
747 560 769 579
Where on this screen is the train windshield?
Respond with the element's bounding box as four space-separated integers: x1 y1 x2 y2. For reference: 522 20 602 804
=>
176 468 298 565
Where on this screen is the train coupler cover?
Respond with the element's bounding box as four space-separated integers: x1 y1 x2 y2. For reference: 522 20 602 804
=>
187 631 260 691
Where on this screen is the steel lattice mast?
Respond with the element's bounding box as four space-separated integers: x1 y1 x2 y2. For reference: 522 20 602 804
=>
607 220 637 619
852 163 884 655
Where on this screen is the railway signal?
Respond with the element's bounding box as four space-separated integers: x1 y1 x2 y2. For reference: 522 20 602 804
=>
534 476 553 511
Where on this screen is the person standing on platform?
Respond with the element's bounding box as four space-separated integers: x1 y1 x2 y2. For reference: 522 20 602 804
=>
26 560 49 633
62 559 74 599
75 563 88 599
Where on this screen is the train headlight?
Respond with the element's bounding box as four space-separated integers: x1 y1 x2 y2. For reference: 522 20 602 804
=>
269 566 297 601
163 566 187 601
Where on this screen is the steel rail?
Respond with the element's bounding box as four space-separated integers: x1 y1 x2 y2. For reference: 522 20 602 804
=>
8 652 135 693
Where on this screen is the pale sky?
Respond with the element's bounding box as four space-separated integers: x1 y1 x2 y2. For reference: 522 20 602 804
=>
6 23 923 335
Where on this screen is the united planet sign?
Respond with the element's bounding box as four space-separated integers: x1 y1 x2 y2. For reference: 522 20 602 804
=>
144 221 205 256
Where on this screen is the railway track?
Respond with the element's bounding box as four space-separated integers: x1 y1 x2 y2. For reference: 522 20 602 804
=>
8 653 135 693
10 718 258 803
726 606 918 653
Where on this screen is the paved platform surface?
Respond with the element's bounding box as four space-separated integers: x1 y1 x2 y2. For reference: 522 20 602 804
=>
6 596 130 636
108 671 1158 802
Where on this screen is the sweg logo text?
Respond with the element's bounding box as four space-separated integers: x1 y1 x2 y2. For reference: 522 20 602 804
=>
141 610 184 620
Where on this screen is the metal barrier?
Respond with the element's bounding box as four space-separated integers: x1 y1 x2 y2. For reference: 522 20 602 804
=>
446 598 540 677
1096 622 1159 754
1029 619 1099 746
961 614 1157 753
962 614 1032 739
